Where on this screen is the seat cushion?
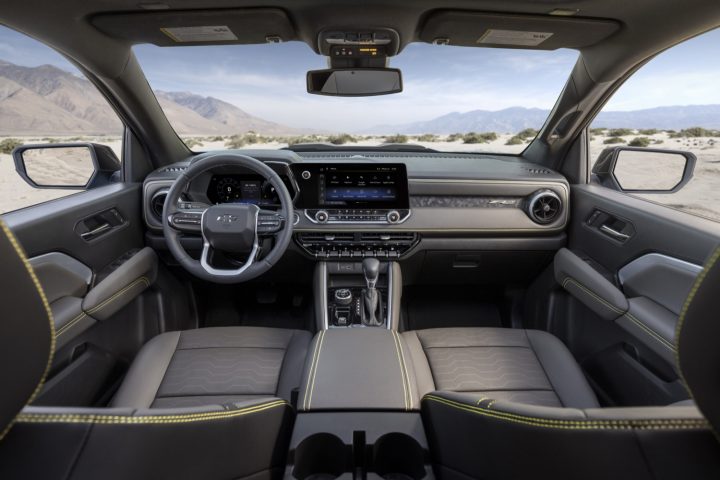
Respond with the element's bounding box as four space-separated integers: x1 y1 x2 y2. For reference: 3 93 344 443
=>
112 326 312 408
403 327 599 408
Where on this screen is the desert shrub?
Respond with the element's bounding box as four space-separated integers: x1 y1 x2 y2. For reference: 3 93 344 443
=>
210 136 224 142
417 133 439 142
183 138 203 148
41 137 59 143
463 132 497 144
384 134 408 144
286 136 317 145
590 128 606 135
670 127 720 138
608 128 634 137
516 128 538 140
603 136 626 144
446 133 463 142
637 129 659 135
505 136 525 145
225 135 246 148
328 133 357 145
628 136 652 147
0 138 22 154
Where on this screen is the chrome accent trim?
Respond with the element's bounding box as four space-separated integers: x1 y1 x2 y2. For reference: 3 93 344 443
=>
526 189 562 225
618 253 702 286
199 205 260 277
600 224 630 241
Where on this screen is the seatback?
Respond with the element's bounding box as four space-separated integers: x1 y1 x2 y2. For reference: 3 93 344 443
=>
0 220 294 480
422 246 720 480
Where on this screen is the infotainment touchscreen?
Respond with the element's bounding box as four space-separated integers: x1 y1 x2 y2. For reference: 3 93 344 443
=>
292 163 409 209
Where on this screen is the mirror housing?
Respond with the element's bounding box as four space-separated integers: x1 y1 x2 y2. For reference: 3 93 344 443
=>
13 143 121 190
307 68 402 96
592 146 696 194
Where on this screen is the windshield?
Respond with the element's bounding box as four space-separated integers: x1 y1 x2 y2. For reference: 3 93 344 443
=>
134 42 577 153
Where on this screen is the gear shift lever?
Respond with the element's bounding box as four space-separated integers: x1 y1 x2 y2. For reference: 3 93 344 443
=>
362 258 380 289
361 258 383 326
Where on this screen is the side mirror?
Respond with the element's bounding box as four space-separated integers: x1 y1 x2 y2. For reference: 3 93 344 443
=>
307 68 402 97
13 143 121 190
592 146 696 193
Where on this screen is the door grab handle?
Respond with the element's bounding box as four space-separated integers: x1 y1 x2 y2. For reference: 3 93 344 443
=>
81 223 112 240
600 224 630 241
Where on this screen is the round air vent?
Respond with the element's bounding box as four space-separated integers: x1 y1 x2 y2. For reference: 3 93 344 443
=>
150 190 168 221
527 190 562 224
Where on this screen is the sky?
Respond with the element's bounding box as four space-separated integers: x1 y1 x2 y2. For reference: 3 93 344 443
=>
0 25 719 131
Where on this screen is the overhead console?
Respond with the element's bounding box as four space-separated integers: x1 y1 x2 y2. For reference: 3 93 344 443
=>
291 163 411 225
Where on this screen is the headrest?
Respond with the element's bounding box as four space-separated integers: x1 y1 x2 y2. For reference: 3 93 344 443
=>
0 220 54 440
677 247 720 433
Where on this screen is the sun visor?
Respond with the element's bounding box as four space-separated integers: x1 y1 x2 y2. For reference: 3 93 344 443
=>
91 8 296 46
419 11 620 50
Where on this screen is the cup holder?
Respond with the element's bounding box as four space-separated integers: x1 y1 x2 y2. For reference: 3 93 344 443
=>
371 433 426 480
293 433 350 480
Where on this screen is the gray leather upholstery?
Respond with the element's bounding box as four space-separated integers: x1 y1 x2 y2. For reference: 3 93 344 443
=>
0 220 305 479
405 327 599 408
81 246 157 321
555 247 629 320
0 221 53 441
678 247 720 433
113 326 312 408
299 329 418 411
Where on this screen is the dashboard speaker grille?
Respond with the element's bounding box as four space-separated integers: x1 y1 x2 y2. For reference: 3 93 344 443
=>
527 190 562 224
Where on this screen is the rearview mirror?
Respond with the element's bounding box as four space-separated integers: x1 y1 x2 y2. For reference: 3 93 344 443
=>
307 68 402 96
13 143 121 190
592 146 696 193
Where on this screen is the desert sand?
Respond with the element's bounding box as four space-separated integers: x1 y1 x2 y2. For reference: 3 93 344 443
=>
1 132 719 222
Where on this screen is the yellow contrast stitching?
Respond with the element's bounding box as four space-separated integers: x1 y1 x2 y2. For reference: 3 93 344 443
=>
623 313 676 351
391 331 410 411
86 277 150 315
55 312 87 337
0 221 56 441
562 277 624 314
675 246 720 368
423 395 709 430
304 330 326 411
16 400 288 425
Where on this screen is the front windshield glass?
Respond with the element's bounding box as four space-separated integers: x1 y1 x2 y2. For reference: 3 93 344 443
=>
134 42 577 153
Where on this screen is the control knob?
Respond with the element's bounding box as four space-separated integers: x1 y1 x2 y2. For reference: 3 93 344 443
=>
334 288 353 306
387 210 401 224
315 210 329 223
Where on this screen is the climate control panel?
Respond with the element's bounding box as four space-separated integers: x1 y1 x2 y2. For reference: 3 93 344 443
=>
295 231 418 259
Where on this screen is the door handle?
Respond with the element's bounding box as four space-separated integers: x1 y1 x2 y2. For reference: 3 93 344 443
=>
600 224 630 241
80 223 112 240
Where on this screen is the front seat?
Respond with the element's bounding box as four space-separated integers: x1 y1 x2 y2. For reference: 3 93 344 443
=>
416 250 720 480
0 220 307 480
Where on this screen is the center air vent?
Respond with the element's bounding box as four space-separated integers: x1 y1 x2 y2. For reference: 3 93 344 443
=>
150 190 168 220
527 190 562 224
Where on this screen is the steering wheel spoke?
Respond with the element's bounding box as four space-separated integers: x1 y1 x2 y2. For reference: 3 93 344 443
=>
257 210 285 236
168 209 205 234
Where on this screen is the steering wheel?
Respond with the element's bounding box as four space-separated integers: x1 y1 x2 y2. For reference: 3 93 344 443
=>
162 153 294 284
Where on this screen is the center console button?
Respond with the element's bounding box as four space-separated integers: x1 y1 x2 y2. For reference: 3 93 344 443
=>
315 210 329 223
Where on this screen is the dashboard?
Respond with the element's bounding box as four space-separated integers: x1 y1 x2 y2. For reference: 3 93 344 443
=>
142 150 570 261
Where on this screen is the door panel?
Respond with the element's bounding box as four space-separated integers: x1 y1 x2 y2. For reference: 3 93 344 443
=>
560 184 720 406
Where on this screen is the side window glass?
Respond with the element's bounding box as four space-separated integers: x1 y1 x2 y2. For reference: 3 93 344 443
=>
589 28 720 222
0 26 123 214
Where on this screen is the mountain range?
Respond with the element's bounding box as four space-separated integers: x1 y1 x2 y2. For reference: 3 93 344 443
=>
367 105 720 134
0 60 302 136
2 60 720 137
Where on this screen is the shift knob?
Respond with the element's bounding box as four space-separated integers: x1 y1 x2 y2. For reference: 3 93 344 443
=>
362 258 380 289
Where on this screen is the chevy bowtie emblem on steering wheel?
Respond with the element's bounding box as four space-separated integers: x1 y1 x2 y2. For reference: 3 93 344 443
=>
217 214 239 225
